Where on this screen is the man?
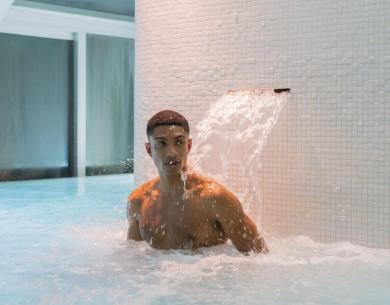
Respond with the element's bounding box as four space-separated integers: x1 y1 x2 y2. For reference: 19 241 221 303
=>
127 110 269 254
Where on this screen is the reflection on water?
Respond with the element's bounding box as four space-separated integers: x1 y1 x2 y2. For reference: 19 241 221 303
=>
0 175 389 305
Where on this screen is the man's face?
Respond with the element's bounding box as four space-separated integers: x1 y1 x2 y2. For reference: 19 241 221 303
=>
146 125 192 176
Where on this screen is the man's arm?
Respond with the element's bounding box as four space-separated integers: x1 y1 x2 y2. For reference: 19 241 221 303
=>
127 196 143 241
213 188 269 254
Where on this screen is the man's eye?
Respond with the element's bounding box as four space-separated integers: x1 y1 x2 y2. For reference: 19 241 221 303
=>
157 141 166 147
176 140 184 145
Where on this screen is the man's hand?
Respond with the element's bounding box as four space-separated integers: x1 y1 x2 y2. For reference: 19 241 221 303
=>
252 236 269 254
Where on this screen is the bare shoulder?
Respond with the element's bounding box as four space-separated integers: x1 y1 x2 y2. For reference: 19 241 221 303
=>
128 177 159 204
187 173 242 210
127 179 159 241
212 182 243 212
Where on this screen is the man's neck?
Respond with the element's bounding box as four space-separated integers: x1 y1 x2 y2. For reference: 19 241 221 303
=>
158 173 185 198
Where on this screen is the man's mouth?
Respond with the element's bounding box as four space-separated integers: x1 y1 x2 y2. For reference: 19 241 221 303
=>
164 160 181 167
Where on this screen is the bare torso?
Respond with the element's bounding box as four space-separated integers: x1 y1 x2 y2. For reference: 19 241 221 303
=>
127 173 269 254
135 175 227 250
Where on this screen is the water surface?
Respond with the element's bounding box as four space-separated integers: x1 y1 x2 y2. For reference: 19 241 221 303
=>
0 175 389 305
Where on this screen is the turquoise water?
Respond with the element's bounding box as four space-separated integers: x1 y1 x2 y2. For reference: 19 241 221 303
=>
0 175 389 305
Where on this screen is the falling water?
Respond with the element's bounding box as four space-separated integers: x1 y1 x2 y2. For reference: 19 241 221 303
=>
189 89 289 227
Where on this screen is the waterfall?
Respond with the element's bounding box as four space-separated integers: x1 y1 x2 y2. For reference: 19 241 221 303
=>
190 89 289 227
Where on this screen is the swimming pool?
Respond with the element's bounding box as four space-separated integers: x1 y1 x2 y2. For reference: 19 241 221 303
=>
1 175 389 305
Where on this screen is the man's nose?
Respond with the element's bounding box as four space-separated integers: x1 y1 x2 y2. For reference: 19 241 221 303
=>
166 145 178 158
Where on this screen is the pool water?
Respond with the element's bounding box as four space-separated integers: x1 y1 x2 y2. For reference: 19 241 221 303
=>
0 175 389 305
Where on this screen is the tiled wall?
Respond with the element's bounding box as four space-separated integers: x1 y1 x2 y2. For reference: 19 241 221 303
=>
135 0 390 248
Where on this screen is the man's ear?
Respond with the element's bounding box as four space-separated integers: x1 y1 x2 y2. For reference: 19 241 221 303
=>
188 138 192 152
145 143 152 157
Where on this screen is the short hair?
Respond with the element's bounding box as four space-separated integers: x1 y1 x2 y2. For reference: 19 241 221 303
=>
146 110 190 138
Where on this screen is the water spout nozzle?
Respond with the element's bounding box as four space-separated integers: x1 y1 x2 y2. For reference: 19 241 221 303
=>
274 88 290 94
227 88 291 95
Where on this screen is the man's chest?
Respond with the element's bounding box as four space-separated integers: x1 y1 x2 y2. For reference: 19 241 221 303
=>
138 196 211 248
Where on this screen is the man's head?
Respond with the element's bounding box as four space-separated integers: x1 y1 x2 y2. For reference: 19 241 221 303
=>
145 110 192 177
146 110 190 139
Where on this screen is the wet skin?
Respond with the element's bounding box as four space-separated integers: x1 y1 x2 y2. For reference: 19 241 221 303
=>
127 125 269 254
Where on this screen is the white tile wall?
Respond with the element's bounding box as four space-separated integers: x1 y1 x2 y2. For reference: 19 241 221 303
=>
135 0 390 248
